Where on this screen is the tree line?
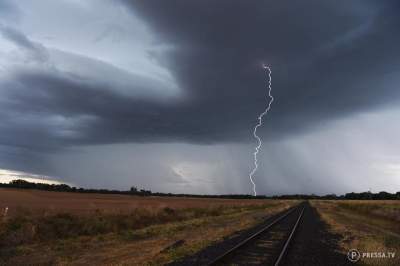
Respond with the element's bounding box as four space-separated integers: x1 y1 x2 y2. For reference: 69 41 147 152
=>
1 179 399 200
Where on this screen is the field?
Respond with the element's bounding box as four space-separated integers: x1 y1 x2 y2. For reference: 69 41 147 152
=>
311 200 400 265
0 188 275 216
0 188 297 265
3 190 398 265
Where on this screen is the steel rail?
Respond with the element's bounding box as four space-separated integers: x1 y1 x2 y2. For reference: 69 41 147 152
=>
274 206 305 266
207 204 302 265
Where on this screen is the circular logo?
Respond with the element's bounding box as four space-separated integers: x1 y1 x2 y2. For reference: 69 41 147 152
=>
347 249 361 263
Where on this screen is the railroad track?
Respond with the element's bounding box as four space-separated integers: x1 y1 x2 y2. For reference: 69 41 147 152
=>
207 203 306 266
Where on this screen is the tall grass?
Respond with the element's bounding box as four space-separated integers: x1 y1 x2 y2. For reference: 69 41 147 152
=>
0 203 279 247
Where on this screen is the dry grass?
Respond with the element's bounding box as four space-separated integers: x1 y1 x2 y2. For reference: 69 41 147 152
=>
311 200 400 266
0 188 272 217
0 189 298 265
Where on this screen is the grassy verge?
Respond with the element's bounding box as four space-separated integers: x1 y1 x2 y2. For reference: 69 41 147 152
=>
1 200 297 265
311 200 400 266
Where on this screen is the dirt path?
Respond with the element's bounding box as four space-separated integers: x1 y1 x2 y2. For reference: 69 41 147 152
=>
280 202 351 266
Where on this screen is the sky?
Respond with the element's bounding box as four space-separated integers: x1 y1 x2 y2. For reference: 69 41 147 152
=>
0 0 399 195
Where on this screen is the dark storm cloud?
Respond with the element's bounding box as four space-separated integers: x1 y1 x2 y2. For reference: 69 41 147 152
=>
1 0 400 156
0 24 49 61
120 0 400 138
1 67 250 153
0 25 38 51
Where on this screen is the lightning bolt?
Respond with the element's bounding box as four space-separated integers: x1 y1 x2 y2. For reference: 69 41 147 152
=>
249 64 273 196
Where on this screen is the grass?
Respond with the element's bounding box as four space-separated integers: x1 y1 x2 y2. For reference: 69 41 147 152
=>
311 200 400 266
0 200 297 265
0 205 235 244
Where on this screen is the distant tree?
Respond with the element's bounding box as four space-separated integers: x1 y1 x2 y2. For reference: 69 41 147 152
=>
1 179 399 200
10 179 33 188
323 194 337 200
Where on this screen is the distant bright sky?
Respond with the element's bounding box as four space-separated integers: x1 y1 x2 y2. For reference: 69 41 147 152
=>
0 0 399 195
0 168 65 185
